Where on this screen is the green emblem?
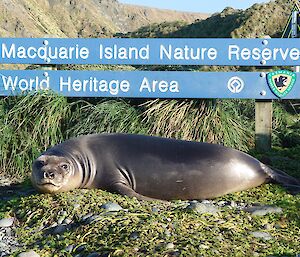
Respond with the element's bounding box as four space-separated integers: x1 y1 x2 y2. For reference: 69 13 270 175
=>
267 70 296 98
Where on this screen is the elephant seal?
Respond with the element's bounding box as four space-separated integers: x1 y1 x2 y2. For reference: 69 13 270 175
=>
31 133 300 201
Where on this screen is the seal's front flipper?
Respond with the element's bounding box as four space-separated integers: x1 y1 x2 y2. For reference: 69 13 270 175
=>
263 165 300 195
111 182 159 201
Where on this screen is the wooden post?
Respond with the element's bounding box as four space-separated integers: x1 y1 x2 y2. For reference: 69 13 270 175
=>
255 100 273 152
41 65 57 71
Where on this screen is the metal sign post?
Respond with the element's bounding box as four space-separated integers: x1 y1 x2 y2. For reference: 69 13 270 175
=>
255 5 300 152
292 11 300 72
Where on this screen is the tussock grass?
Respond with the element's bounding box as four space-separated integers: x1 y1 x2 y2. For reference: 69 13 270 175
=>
67 99 147 137
0 92 72 179
0 94 149 179
142 99 253 151
0 92 297 180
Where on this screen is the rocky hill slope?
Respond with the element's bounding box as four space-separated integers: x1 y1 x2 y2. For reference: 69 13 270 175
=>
126 0 294 38
0 0 208 38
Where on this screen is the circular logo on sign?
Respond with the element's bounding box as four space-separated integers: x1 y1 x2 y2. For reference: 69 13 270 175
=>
267 70 296 98
227 76 244 93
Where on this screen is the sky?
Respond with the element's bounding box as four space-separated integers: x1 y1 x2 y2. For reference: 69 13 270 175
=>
119 0 270 13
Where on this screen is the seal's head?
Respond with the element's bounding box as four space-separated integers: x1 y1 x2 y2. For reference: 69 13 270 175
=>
31 155 77 193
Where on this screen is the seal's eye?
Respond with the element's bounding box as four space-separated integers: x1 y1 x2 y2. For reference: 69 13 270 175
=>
36 160 45 168
60 164 69 171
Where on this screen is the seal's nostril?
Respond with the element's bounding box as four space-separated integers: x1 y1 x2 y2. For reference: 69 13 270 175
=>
44 171 55 179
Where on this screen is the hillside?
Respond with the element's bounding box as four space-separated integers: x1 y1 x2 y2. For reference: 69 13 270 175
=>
0 0 208 38
1 0 293 39
126 0 294 38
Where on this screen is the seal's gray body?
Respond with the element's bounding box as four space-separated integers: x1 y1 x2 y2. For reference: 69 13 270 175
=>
32 133 300 200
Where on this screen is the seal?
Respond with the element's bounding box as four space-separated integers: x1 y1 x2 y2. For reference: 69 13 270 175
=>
31 133 300 201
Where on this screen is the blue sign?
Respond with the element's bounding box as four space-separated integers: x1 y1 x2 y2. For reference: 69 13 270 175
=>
0 70 299 99
1 38 300 66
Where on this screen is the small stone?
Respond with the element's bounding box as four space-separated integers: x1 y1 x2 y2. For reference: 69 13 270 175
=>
57 217 65 225
75 245 86 253
100 202 123 212
151 207 159 213
52 224 68 235
199 244 210 249
275 223 285 229
230 201 237 208
11 245 20 252
264 223 272 230
73 204 80 209
217 201 226 207
81 213 94 222
186 202 220 215
64 245 74 253
0 218 14 227
49 222 58 228
165 230 171 237
59 211 67 217
244 205 282 216
87 253 100 257
250 231 273 240
5 228 12 236
129 232 139 240
165 242 175 250
63 218 73 225
216 235 223 241
18 250 40 257
57 235 64 240
168 251 180 257
0 242 8 250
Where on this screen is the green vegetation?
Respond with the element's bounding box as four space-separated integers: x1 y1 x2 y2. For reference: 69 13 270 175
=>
1 171 299 256
0 1 300 256
0 0 205 38
125 0 294 39
0 92 262 180
124 21 188 38
142 99 253 151
0 93 71 179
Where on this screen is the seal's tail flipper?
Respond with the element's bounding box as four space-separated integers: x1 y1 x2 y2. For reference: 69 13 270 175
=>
263 165 300 195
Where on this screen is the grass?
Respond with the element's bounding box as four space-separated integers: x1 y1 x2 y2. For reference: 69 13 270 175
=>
0 93 259 180
142 99 253 151
1 0 300 255
1 173 299 256
0 93 299 256
0 92 72 179
66 99 147 137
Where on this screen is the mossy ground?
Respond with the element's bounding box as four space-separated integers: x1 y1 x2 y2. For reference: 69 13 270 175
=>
1 148 299 257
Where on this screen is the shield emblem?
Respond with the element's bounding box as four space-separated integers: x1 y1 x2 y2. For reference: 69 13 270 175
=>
267 70 296 98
